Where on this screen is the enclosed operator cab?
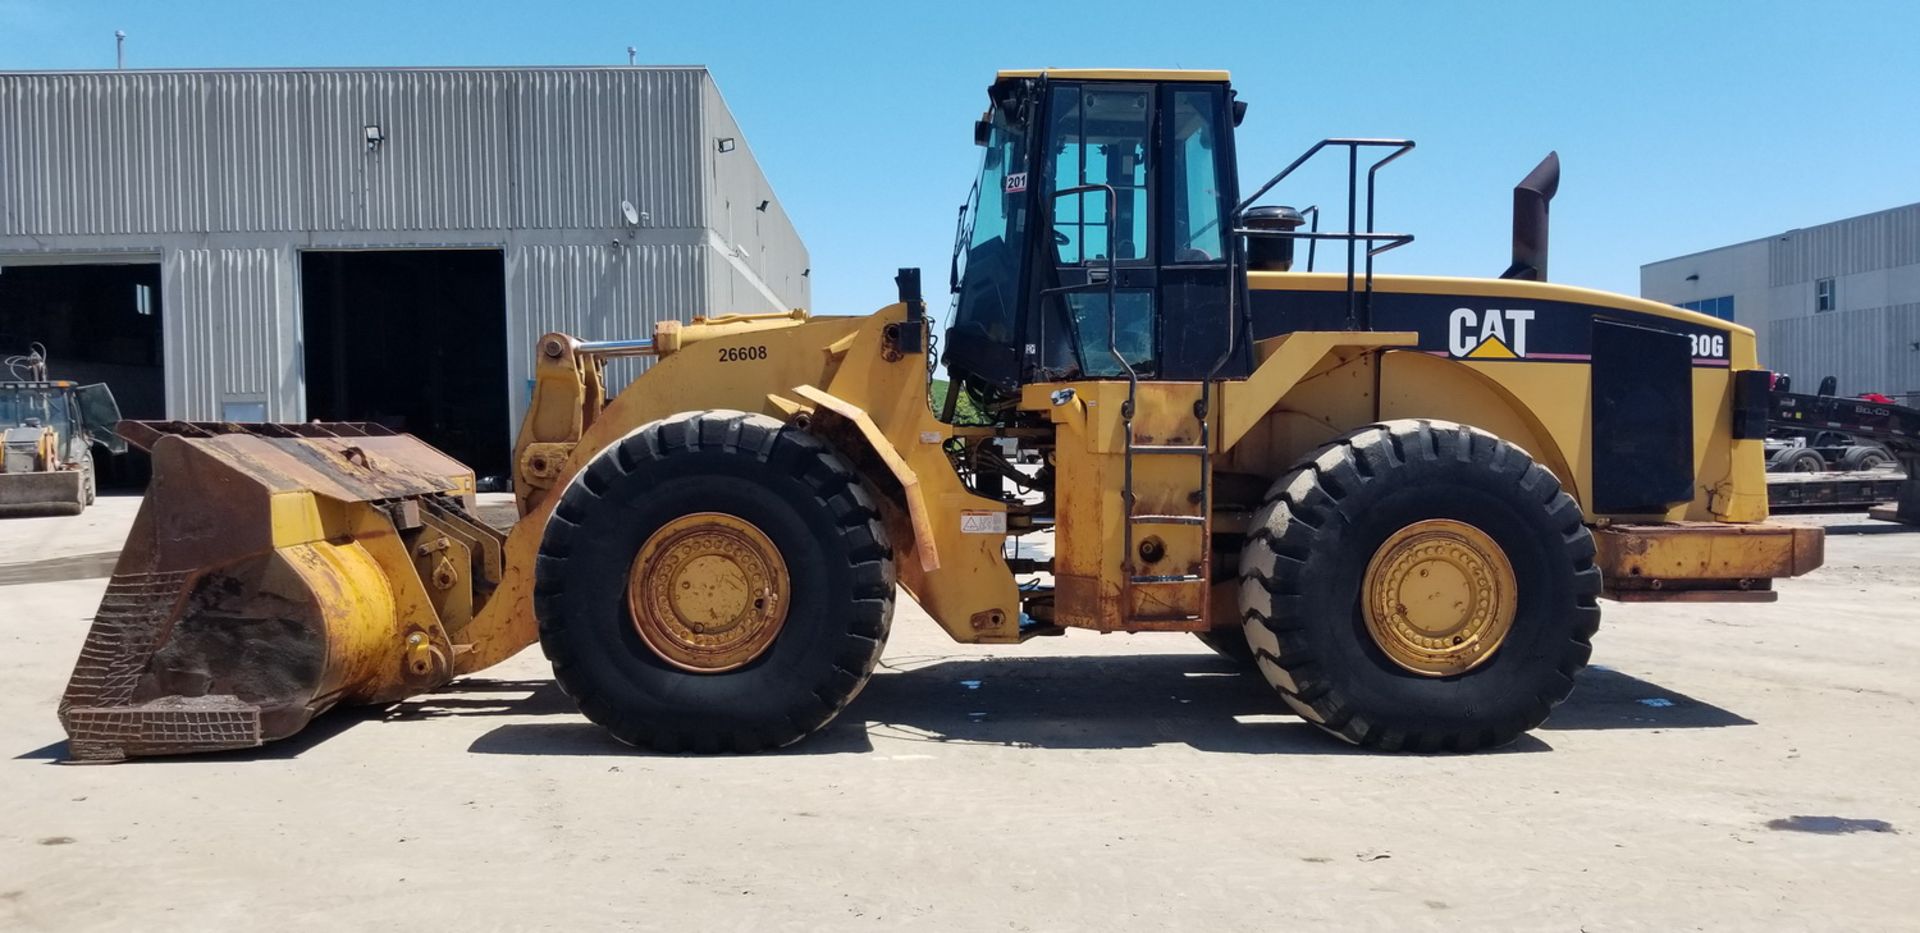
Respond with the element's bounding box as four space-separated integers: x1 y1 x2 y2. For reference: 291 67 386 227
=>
944 70 1248 399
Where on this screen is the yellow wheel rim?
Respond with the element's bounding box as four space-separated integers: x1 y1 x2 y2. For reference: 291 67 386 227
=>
627 512 790 673
1361 519 1517 677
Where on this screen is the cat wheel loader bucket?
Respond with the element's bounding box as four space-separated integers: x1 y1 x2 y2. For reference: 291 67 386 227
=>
58 421 503 762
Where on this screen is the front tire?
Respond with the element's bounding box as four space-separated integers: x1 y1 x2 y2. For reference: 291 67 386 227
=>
1238 420 1600 752
534 410 894 753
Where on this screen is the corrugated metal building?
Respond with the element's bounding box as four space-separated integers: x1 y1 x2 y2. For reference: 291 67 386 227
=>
1641 203 1920 404
0 66 807 476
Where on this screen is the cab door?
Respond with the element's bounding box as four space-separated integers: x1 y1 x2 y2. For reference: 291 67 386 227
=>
1038 82 1159 379
74 384 127 454
1032 80 1246 382
1154 84 1246 380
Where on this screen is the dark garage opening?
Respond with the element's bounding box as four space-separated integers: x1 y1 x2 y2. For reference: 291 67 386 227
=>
0 262 165 489
301 250 510 482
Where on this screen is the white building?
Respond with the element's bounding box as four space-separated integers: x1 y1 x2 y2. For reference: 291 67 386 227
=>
1641 203 1920 405
0 66 807 476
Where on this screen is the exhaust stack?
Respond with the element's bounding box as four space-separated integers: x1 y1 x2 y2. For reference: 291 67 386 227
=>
1501 151 1559 282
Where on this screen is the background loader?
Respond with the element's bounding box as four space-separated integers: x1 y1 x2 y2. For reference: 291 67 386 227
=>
2 344 124 516
60 69 1822 761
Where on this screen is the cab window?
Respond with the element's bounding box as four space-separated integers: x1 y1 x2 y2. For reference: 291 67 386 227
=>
1170 89 1226 262
1048 85 1151 265
949 110 1033 347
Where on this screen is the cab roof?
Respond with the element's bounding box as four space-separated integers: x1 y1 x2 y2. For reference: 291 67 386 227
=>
994 68 1231 83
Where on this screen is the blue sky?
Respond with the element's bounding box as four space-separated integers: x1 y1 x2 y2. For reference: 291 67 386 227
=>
4 1 1916 317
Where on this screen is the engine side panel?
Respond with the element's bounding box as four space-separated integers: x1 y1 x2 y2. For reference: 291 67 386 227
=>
1248 273 1767 523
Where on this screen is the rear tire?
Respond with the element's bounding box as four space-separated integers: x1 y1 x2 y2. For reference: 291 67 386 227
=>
1838 445 1891 472
534 410 894 753
1238 420 1601 752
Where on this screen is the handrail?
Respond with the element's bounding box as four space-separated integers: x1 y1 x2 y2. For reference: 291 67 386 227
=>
1298 205 1320 271
1230 138 1416 329
1043 182 1150 571
1233 138 1413 215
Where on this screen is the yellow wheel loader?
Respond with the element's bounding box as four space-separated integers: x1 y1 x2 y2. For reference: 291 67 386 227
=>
59 69 1824 760
1 346 125 517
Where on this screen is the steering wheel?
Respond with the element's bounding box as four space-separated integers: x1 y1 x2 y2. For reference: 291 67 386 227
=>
1052 229 1070 246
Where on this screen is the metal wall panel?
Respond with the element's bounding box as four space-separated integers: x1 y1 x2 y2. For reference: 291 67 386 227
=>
2 67 712 237
507 241 705 395
1770 203 1920 287
163 247 289 419
1 72 209 235
304 70 515 232
512 69 704 232
1768 301 1920 399
700 77 809 312
204 72 310 232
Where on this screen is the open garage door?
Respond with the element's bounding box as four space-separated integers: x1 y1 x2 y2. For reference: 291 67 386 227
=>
300 249 510 484
0 262 164 489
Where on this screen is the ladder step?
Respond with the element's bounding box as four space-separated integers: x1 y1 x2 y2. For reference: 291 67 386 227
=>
1129 444 1208 456
1129 514 1207 526
1130 573 1206 585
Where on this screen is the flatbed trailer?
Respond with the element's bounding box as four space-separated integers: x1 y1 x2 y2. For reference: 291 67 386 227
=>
1768 390 1920 523
1767 469 1909 511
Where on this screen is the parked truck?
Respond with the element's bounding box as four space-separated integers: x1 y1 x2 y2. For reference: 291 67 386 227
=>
1765 385 1920 522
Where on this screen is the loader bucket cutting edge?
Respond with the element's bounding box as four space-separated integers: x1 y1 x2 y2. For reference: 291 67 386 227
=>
0 470 85 516
57 422 504 762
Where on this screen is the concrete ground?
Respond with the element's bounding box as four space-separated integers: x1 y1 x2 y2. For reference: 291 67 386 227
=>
2 497 1917 931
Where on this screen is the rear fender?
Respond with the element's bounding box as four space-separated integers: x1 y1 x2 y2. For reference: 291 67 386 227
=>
1211 336 1576 516
1377 351 1580 503
1216 331 1418 451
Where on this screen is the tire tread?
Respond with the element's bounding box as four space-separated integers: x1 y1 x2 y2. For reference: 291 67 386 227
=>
535 409 893 754
1238 419 1601 751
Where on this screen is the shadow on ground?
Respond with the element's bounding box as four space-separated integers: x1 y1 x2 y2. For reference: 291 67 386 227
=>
0 550 120 586
16 704 382 764
462 654 1751 758
12 677 573 764
16 658 1751 764
1537 665 1753 731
